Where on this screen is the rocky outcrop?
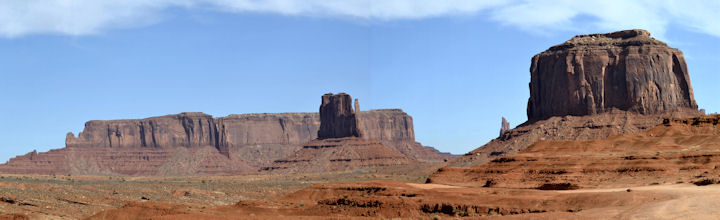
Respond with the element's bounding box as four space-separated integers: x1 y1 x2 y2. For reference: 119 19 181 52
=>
499 117 510 137
1 98 453 175
66 112 230 156
0 146 255 176
263 92 419 173
62 109 442 160
528 29 697 122
67 113 319 149
428 115 720 188
446 110 688 167
435 30 703 174
261 137 416 173
317 93 362 139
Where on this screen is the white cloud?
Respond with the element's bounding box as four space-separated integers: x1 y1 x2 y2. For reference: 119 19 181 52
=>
0 0 720 39
202 0 509 19
0 0 189 37
490 0 720 41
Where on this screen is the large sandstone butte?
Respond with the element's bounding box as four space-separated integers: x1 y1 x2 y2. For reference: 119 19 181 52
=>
441 30 702 169
528 29 697 122
263 93 416 173
318 93 362 139
0 97 453 175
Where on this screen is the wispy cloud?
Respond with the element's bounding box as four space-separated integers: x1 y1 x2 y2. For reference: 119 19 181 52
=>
0 0 187 37
1 0 720 39
489 0 720 40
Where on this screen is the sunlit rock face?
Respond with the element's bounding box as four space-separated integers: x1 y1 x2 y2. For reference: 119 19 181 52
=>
527 29 697 122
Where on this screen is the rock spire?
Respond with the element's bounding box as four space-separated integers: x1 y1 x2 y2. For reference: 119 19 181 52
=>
499 117 510 137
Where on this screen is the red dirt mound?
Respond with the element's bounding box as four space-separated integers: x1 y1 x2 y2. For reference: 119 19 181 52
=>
428 115 720 188
91 180 681 219
451 110 702 168
261 137 417 173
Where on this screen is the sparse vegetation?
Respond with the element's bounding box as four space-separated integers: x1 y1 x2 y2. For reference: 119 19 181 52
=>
692 179 717 186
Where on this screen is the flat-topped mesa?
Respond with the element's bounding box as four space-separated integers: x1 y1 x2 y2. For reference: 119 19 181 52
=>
528 29 698 122
1 93 455 175
65 112 219 148
317 93 362 139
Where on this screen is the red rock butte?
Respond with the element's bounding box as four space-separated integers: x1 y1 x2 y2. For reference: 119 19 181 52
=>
262 93 417 173
528 29 697 122
442 29 703 169
0 94 454 176
317 93 362 139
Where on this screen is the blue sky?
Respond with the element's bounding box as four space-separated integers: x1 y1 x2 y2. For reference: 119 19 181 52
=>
1 1 719 162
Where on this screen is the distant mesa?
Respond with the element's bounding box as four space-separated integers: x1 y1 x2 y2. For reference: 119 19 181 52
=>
441 29 703 170
0 93 454 176
66 112 230 157
528 29 698 122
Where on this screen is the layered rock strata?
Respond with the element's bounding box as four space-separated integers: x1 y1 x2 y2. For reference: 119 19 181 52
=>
447 29 702 167
65 112 319 153
432 30 703 181
0 146 253 176
261 137 415 173
528 29 697 122
61 109 447 162
263 92 419 173
450 110 701 167
63 111 414 152
428 115 720 188
1 107 451 175
66 112 232 157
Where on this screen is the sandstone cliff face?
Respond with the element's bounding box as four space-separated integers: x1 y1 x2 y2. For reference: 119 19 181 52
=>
216 113 320 148
66 112 225 154
2 107 451 175
63 110 421 156
359 109 414 142
435 30 703 173
263 92 418 173
528 29 698 122
317 93 362 139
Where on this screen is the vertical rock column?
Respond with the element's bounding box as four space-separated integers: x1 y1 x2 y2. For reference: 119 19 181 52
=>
317 93 362 139
499 117 510 137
